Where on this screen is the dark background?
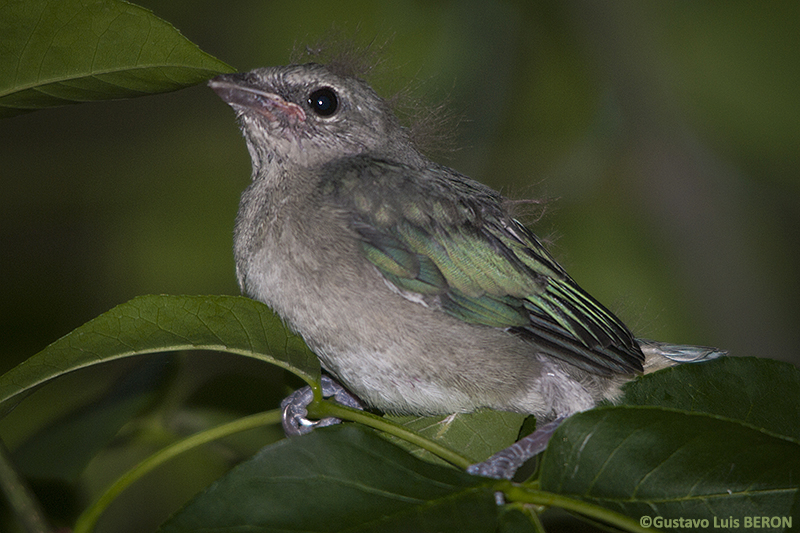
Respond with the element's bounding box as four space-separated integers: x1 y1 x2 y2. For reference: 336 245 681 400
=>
3 0 799 374
1 2 798 531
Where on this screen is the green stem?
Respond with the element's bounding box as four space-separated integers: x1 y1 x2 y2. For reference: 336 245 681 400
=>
71 388 645 533
501 483 651 533
308 399 473 469
0 438 54 533
73 409 282 533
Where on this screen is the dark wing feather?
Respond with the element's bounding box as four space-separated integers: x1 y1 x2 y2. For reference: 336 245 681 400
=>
323 156 644 376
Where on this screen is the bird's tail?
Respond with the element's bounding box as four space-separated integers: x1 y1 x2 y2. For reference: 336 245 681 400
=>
636 339 727 373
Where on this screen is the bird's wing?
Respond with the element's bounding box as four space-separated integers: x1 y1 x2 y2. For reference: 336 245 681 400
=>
323 157 644 376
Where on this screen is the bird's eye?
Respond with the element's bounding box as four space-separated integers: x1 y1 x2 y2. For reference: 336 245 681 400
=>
307 87 339 117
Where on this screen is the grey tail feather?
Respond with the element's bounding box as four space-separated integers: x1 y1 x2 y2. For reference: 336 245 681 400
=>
636 339 728 363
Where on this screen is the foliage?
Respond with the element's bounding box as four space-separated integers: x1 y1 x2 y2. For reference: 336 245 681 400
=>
1 2 798 532
0 0 233 117
0 295 798 532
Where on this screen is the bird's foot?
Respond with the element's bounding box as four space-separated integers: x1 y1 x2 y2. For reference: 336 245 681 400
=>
467 416 565 479
281 375 364 436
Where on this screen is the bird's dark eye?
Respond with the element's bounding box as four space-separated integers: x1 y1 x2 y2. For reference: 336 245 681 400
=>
307 87 338 117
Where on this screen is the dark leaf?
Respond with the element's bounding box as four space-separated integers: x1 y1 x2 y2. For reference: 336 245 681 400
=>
158 424 501 533
10 356 171 480
540 406 800 530
621 356 800 439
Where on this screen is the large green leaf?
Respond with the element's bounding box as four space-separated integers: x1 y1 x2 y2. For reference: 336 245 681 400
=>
157 424 501 533
0 295 320 411
539 406 799 530
620 356 800 439
0 0 235 117
537 358 800 530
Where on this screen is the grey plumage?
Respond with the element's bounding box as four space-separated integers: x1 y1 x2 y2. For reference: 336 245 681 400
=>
209 63 723 424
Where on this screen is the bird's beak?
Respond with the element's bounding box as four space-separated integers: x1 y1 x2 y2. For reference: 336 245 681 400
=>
209 74 306 124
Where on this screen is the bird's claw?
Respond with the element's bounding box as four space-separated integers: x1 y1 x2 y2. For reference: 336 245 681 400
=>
467 416 566 480
280 375 364 436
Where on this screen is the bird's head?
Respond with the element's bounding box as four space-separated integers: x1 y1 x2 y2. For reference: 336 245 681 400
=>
209 64 421 171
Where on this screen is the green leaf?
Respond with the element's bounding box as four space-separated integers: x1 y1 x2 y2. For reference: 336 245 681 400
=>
0 295 320 411
386 410 525 464
537 358 800 529
539 406 800 528
620 356 800 439
157 424 501 533
0 0 235 118
497 508 540 533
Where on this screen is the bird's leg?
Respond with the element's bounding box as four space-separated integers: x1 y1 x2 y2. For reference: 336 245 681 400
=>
467 416 566 479
282 375 563 481
281 375 365 436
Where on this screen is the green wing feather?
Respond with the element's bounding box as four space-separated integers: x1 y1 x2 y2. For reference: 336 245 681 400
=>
324 157 644 376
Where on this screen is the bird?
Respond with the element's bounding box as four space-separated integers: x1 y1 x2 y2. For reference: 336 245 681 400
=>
208 61 724 478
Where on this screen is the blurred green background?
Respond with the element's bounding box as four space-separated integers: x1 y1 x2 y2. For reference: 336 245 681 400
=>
1 1 799 530
2 0 799 375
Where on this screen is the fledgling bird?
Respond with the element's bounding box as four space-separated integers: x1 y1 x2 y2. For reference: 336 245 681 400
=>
209 61 723 478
